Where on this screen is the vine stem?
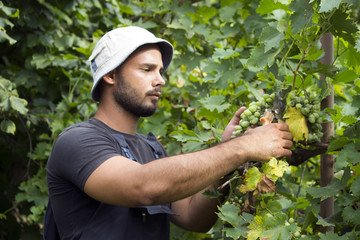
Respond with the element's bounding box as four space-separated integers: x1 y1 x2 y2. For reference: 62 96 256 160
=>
294 164 307 219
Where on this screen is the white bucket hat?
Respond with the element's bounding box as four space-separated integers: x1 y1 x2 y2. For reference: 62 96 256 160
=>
88 26 173 101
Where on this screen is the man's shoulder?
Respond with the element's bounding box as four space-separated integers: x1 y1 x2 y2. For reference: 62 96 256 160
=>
60 118 107 135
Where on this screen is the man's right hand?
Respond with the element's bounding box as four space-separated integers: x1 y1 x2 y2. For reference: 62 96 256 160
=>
236 122 293 162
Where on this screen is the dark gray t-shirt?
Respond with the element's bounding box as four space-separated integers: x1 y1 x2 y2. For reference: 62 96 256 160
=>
46 118 170 240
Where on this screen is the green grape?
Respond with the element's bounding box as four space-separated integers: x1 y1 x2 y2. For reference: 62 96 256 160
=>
301 107 310 116
296 103 302 109
244 109 252 117
248 105 258 113
232 130 241 136
288 91 296 100
266 97 273 103
250 118 259 125
235 125 242 130
260 100 266 107
289 218 294 224
254 112 260 118
240 120 250 128
263 93 270 99
240 112 246 119
308 114 316 124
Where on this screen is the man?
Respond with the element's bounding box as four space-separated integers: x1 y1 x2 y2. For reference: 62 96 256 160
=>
46 26 293 240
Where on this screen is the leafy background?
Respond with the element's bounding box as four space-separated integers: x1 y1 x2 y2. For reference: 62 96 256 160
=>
0 0 359 239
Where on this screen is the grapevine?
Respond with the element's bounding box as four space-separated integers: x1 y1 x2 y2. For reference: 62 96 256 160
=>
232 90 324 145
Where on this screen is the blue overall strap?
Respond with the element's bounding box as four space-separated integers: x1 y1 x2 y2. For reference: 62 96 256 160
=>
112 134 136 161
138 132 165 159
111 132 177 216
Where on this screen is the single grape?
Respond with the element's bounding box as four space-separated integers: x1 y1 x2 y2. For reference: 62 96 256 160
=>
248 105 258 113
308 114 316 124
244 109 252 117
250 118 259 125
301 107 310 116
235 125 242 130
240 120 250 128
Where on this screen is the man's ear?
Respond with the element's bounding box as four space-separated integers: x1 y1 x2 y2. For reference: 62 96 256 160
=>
102 70 116 85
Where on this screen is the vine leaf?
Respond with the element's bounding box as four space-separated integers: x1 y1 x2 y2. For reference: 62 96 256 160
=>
199 95 231 113
258 175 275 193
262 158 289 182
283 107 308 142
238 167 263 194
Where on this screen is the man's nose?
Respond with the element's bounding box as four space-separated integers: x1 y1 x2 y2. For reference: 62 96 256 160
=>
154 72 166 86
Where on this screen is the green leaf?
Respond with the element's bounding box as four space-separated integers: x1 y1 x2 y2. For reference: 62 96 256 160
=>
333 68 359 84
327 137 352 152
306 178 342 200
212 48 239 62
289 0 314 34
319 231 341 240
259 22 284 53
199 95 231 113
315 213 335 227
350 176 360 196
342 206 360 224
239 167 263 193
319 0 341 13
170 129 200 143
219 2 241 21
0 120 16 134
337 142 360 165
246 45 276 72
0 28 17 44
343 120 360 139
217 203 243 227
256 0 288 16
9 95 28 115
329 9 358 44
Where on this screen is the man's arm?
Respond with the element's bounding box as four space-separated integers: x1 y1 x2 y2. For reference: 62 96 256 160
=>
170 107 245 232
84 121 292 208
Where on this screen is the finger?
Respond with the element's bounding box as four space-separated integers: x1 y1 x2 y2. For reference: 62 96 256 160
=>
282 131 293 140
282 148 293 157
283 139 293 149
229 107 246 125
276 122 290 131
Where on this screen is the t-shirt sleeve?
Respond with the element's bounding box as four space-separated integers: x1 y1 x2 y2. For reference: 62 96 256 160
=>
47 126 120 191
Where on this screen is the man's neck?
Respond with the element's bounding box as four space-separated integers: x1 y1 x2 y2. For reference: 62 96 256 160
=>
93 100 139 135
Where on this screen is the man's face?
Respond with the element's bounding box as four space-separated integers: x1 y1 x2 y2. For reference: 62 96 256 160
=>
112 45 165 117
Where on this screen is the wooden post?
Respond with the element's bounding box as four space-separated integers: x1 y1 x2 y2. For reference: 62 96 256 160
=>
320 32 334 232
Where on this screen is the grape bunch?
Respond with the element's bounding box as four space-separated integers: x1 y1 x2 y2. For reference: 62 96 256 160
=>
232 93 275 137
287 91 323 143
232 91 323 144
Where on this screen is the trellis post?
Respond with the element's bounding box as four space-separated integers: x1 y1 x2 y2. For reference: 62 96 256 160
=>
319 32 334 232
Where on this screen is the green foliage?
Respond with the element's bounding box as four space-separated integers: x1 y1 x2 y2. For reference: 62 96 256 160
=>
0 0 359 239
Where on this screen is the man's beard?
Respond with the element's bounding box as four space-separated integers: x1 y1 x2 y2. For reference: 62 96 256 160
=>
112 74 159 117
